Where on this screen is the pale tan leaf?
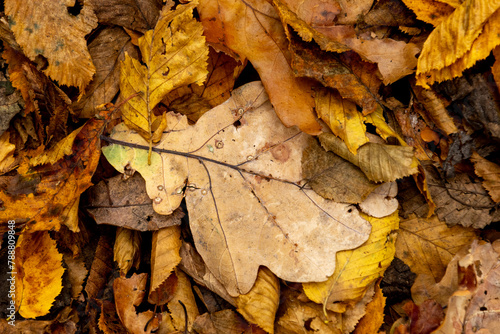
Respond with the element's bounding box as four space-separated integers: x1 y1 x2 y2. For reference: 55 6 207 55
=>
150 225 182 294
165 269 199 332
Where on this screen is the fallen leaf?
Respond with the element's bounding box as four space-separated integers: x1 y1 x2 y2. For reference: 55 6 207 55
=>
198 0 322 134
192 309 267 334
5 0 98 91
120 1 209 145
149 225 182 298
396 214 476 283
301 137 379 204
401 0 454 26
90 0 161 33
63 253 88 299
493 46 500 95
0 64 23 136
315 88 368 154
236 267 280 334
114 227 141 275
0 131 17 174
364 106 407 145
103 81 371 296
359 0 419 28
72 27 138 118
353 283 386 334
29 126 82 167
99 300 128 334
303 212 399 306
87 173 183 231
0 108 110 232
84 234 114 302
402 299 444 334
415 0 500 88
15 231 65 318
358 182 398 218
113 273 158 334
470 151 500 203
320 133 419 183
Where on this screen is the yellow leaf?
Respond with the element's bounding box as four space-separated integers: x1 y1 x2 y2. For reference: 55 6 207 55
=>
113 227 141 275
236 267 280 334
402 0 454 26
493 46 500 95
164 269 199 332
316 88 368 155
303 212 399 306
320 133 419 183
416 0 500 88
353 283 386 334
364 105 407 145
396 214 476 282
470 152 500 203
120 1 209 143
4 0 98 91
0 131 16 174
29 126 82 167
150 225 182 294
15 231 65 318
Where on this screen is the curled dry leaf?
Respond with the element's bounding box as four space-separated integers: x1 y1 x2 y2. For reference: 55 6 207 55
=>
303 212 399 306
14 231 65 318
319 133 419 183
236 267 280 334
114 227 141 275
198 0 322 134
103 81 371 296
5 0 98 92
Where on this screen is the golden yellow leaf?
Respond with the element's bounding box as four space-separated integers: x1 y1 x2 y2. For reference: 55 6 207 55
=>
353 283 386 334
150 225 182 294
15 231 65 318
396 214 476 282
4 0 98 91
29 126 82 167
470 152 500 203
303 212 399 305
113 227 141 275
120 1 208 143
0 131 16 174
164 269 199 332
316 88 368 155
320 133 419 183
493 46 500 95
402 0 454 26
364 106 407 145
236 267 280 334
416 0 500 88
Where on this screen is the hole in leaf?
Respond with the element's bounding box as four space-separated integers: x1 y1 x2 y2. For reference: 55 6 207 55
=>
233 120 242 128
480 306 487 311
67 0 83 16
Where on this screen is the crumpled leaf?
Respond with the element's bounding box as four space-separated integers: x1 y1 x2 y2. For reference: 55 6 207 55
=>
303 212 398 306
14 231 65 318
236 267 280 334
320 133 419 183
301 137 379 204
87 173 183 231
5 0 98 91
315 88 368 154
198 0 322 134
432 241 500 333
72 27 138 118
470 151 500 203
113 273 159 334
415 0 500 88
103 81 371 296
120 1 209 143
396 214 476 284
0 108 111 232
114 227 141 275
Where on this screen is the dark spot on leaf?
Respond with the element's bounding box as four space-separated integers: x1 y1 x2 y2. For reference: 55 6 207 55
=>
233 120 242 128
480 306 487 311
67 0 83 16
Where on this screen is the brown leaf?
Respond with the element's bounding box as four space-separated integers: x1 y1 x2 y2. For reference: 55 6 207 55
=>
402 300 444 334
192 310 267 334
164 269 199 333
103 81 371 296
5 0 98 91
84 234 114 302
87 173 183 231
63 253 88 299
90 0 161 33
72 27 138 118
470 151 500 203
198 0 322 134
114 227 141 275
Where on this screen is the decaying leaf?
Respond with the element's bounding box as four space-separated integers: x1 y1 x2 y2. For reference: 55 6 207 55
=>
63 253 88 300
84 234 114 302
103 81 371 296
315 88 368 154
5 0 98 91
401 299 444 334
301 137 379 204
120 1 209 145
87 173 183 231
0 108 110 232
198 0 322 134
470 151 500 203
303 212 398 306
320 133 419 183
415 0 500 87
236 267 280 334
396 214 477 283
15 231 65 318
114 227 141 275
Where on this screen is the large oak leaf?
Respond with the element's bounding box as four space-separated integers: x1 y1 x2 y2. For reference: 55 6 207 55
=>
103 81 371 296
